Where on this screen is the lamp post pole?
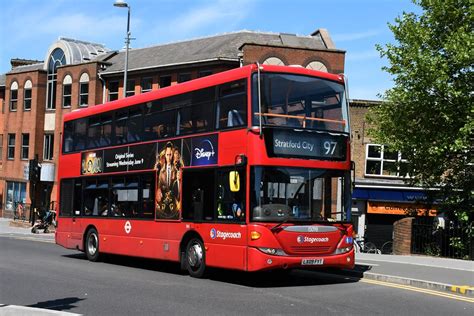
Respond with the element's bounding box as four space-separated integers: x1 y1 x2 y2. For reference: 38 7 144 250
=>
114 0 131 98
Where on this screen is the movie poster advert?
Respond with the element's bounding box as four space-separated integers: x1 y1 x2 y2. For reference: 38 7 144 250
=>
154 140 185 220
81 134 218 220
81 151 104 175
103 143 157 173
154 134 218 220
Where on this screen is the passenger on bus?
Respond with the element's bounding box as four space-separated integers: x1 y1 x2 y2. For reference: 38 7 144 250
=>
231 194 244 220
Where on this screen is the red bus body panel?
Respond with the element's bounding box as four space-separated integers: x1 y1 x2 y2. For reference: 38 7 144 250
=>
56 64 354 273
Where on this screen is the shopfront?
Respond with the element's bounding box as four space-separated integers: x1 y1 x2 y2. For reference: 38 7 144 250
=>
5 181 27 214
352 186 437 248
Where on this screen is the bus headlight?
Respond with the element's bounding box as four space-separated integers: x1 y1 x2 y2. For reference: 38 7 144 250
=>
334 246 352 254
258 247 287 256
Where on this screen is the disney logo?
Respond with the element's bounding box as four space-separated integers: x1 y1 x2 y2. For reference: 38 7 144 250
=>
194 148 215 160
194 139 215 160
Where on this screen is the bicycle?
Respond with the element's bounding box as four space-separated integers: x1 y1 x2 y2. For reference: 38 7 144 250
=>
380 240 393 255
354 237 381 254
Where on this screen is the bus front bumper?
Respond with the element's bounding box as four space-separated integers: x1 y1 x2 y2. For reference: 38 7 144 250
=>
247 247 355 272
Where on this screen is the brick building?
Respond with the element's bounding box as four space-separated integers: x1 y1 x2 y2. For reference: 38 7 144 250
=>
0 29 345 218
349 99 437 249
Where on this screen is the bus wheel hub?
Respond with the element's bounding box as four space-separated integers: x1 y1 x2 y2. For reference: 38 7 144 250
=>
188 243 203 267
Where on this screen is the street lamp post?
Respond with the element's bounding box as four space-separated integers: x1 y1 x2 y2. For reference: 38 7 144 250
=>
113 0 131 98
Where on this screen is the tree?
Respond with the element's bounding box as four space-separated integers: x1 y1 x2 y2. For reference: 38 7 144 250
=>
369 0 473 234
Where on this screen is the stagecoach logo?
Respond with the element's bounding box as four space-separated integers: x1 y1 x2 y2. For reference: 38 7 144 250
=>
124 221 132 234
194 139 215 161
210 228 217 239
297 235 329 244
210 228 242 240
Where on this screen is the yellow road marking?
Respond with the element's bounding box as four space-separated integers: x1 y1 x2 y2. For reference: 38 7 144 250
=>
361 278 474 303
451 285 474 295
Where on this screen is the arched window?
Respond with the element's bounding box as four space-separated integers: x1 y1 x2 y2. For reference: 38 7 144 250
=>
306 61 328 72
47 48 66 110
10 81 18 111
24 80 32 111
263 57 285 66
79 73 90 107
62 75 72 108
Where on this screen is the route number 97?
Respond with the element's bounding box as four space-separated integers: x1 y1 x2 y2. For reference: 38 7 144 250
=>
323 141 337 155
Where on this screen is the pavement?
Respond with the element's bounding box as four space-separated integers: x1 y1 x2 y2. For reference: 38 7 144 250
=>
0 217 473 304
349 253 474 297
0 218 55 243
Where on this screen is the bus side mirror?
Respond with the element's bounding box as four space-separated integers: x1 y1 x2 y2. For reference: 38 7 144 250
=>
229 171 240 192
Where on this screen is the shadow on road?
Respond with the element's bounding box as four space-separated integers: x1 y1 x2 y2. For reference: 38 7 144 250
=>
207 265 371 288
28 297 85 311
63 252 369 288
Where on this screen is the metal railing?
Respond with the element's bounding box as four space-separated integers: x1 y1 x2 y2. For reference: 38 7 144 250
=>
412 217 473 260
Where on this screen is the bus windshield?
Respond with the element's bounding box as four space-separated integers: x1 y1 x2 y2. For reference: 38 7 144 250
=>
250 167 347 222
252 73 349 133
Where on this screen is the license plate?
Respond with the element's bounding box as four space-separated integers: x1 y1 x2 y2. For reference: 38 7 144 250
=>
301 258 324 265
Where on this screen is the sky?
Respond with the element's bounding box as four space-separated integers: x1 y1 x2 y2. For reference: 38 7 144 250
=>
0 0 420 100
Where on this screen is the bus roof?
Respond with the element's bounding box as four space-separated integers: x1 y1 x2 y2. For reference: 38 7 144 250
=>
64 64 345 122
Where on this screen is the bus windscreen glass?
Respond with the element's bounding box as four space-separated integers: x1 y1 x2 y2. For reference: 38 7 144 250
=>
250 167 347 222
252 73 348 133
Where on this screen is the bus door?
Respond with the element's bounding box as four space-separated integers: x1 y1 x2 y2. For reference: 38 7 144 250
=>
181 167 247 270
70 180 84 248
57 179 82 249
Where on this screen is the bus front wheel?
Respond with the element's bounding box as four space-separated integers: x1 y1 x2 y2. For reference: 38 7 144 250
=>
85 228 101 262
185 238 207 278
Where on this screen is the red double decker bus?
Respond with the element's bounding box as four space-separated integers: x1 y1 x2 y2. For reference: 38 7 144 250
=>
56 64 354 277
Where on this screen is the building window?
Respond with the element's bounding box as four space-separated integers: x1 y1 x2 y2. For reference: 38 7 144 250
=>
24 80 32 111
108 81 119 101
141 77 153 93
5 181 26 211
198 70 213 78
160 75 172 88
62 75 72 108
47 48 66 110
10 81 18 111
7 133 15 159
126 79 135 97
306 61 328 72
44 134 54 160
21 134 29 160
178 73 192 83
263 57 284 66
0 134 3 160
365 144 408 177
79 73 90 107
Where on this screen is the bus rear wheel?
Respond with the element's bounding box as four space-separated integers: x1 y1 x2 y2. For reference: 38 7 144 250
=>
185 238 207 278
85 228 101 262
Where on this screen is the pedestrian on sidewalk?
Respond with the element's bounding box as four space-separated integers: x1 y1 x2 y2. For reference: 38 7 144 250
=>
15 202 24 221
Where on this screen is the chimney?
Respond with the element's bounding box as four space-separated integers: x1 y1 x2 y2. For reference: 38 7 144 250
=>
311 28 336 49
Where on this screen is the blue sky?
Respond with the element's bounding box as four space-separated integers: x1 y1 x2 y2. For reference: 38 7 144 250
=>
0 0 419 100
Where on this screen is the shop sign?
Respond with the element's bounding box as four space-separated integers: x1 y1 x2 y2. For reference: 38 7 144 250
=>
367 202 436 216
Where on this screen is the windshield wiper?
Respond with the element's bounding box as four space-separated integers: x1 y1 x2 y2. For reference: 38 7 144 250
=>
271 215 291 232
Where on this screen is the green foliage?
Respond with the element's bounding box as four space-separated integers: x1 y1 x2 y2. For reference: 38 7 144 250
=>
369 0 473 225
449 236 468 259
424 242 441 257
